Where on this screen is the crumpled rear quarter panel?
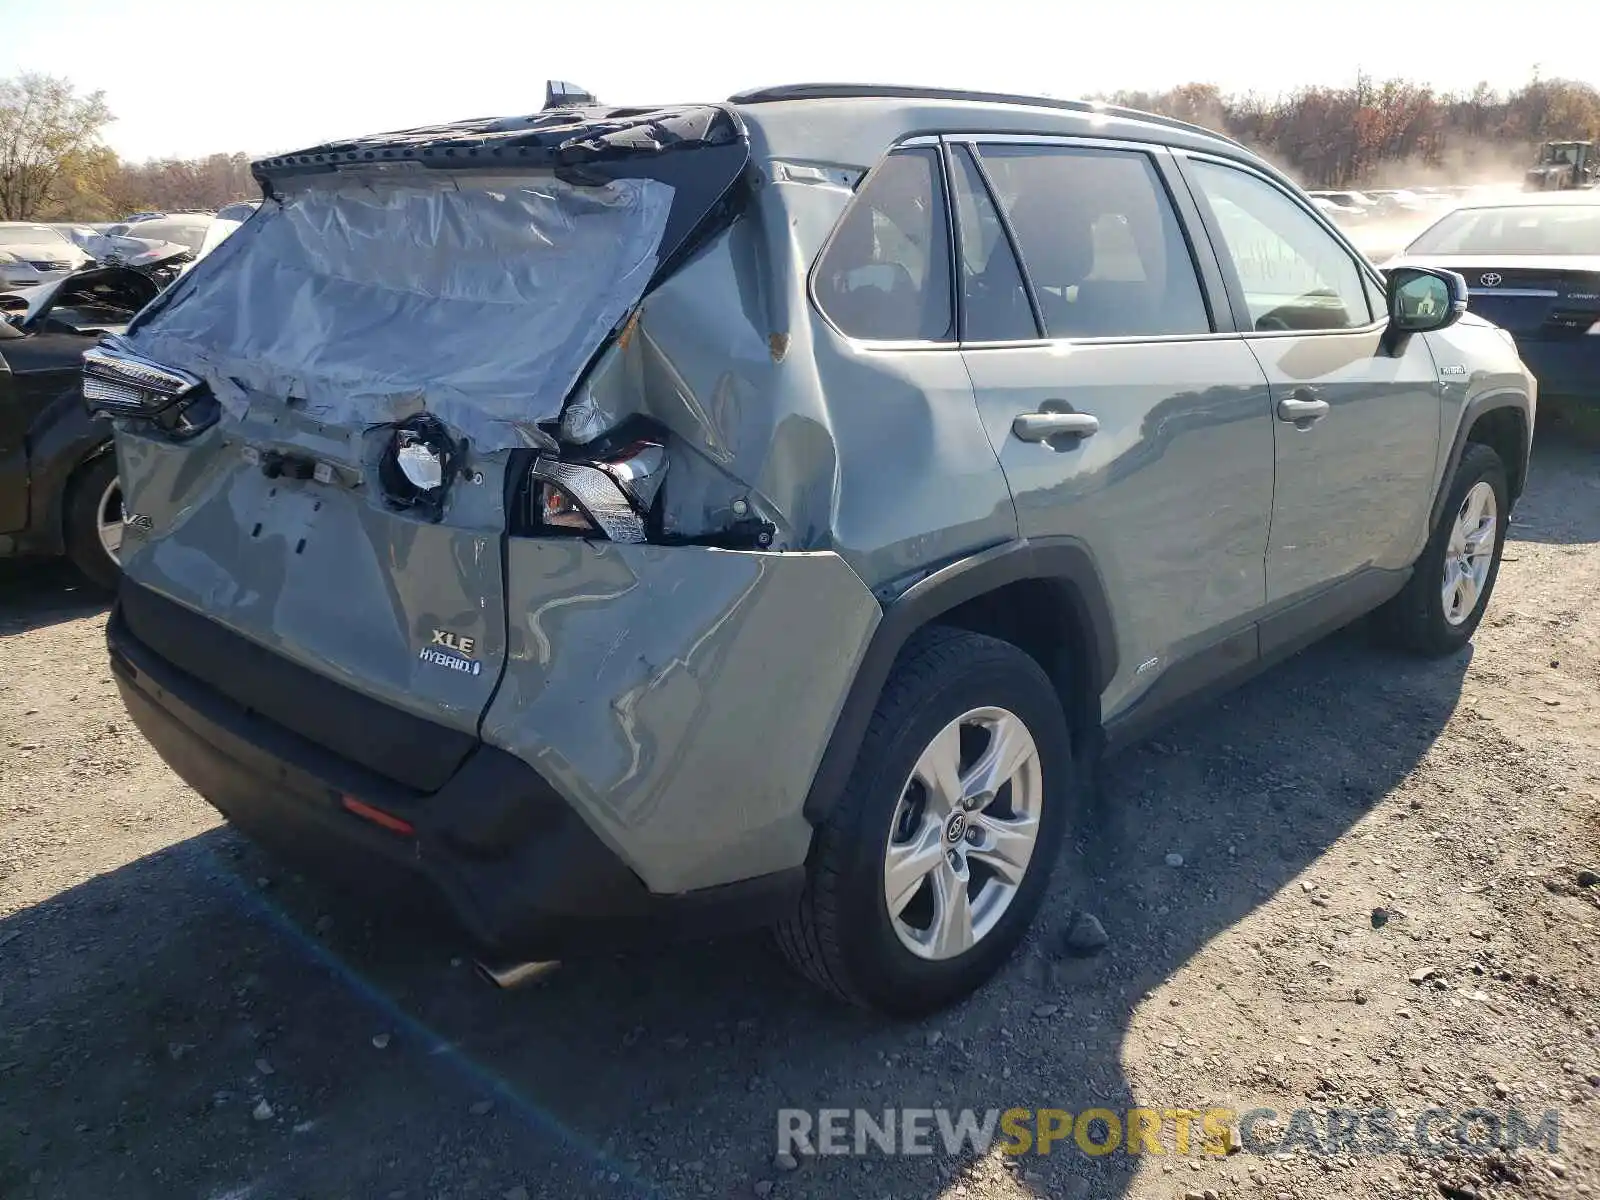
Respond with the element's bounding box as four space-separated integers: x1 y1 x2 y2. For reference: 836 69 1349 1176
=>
482 541 879 894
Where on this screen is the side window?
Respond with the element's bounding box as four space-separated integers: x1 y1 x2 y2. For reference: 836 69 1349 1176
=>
1185 159 1373 332
974 145 1212 338
947 145 1038 342
813 148 954 342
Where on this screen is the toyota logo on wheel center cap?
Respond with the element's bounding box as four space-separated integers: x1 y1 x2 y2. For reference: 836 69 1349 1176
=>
945 812 968 843
1479 272 1503 287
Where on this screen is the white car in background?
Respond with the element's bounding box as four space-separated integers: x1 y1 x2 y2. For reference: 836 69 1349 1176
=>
190 200 259 267
0 223 94 288
1311 189 1378 220
1309 192 1367 222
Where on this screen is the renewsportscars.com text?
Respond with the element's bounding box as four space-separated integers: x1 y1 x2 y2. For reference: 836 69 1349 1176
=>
777 1106 1562 1158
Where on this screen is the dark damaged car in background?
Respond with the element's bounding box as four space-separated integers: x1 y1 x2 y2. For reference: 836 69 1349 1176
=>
90 82 1534 1014
1 205 255 586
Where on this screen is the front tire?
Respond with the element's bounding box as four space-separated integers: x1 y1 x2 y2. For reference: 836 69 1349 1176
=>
775 627 1074 1016
64 453 123 592
1376 442 1508 656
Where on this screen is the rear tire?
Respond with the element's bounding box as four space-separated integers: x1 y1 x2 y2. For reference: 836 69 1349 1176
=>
64 453 123 592
774 627 1075 1016
1376 442 1508 656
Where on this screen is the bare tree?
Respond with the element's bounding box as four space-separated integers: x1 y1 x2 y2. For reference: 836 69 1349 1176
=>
0 73 114 220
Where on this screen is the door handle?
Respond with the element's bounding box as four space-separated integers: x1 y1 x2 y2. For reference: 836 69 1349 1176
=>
1276 392 1330 424
1013 411 1100 442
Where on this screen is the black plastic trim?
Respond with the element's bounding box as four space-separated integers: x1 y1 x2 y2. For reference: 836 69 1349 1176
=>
108 604 803 957
1431 391 1533 525
803 537 1116 822
1257 567 1409 659
1103 567 1409 751
118 581 476 792
1102 624 1258 751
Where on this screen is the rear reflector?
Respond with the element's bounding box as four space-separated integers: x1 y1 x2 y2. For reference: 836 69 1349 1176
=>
341 795 415 836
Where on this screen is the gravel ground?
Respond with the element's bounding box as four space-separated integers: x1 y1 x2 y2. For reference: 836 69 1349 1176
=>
2 421 1598 1200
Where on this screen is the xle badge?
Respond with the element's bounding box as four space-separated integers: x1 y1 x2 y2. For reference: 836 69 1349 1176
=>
430 628 476 657
419 628 481 676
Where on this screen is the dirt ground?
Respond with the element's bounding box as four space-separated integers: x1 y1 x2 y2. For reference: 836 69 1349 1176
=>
2 418 1599 1200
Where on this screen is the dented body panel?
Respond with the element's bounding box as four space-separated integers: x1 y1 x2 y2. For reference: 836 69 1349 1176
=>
483 542 878 892
565 188 1018 583
115 405 508 738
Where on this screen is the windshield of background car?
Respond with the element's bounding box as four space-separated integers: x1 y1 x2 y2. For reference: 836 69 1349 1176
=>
0 225 69 246
127 219 212 253
1406 206 1600 255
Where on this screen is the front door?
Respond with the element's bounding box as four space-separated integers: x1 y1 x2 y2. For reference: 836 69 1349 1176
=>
1178 156 1443 616
946 139 1276 720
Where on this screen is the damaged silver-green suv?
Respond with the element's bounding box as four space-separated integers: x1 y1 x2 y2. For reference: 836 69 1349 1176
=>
90 83 1535 1015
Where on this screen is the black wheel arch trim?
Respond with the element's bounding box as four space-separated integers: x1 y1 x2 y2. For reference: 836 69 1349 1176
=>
803 537 1116 824
1430 390 1531 532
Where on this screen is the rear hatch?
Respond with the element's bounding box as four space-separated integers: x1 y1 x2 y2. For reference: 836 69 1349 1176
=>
93 104 748 791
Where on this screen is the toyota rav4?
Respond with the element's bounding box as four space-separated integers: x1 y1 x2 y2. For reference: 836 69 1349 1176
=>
90 83 1535 1015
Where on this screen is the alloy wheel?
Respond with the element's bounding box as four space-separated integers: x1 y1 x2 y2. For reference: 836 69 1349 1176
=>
96 477 124 564
883 706 1043 961
1441 480 1497 626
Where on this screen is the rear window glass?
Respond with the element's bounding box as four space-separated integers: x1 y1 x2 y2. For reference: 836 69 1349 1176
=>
120 172 674 451
813 148 954 342
1406 206 1600 255
127 219 212 254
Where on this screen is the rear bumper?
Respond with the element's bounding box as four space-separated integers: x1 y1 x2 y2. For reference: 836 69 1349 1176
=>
107 601 803 958
1515 337 1600 401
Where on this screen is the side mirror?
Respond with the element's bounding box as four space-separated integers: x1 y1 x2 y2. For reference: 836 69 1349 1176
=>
1388 266 1467 334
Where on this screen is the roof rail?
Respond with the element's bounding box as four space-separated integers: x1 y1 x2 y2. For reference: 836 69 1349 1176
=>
727 83 1244 150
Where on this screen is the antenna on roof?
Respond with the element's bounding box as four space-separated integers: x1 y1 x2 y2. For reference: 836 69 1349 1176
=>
544 81 599 110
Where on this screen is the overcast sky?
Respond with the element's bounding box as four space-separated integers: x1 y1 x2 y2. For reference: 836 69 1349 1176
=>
4 0 1592 162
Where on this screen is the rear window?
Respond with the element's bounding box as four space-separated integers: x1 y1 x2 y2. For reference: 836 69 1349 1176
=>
1406 206 1600 255
122 171 675 451
128 219 212 254
813 148 954 342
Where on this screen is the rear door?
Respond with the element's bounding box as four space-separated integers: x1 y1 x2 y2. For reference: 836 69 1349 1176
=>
1177 155 1442 626
949 137 1276 720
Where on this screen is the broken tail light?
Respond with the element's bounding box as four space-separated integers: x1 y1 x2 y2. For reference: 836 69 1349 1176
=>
82 336 218 438
528 441 666 544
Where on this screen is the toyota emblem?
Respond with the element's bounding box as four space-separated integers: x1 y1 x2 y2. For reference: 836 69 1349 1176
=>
1480 272 1503 287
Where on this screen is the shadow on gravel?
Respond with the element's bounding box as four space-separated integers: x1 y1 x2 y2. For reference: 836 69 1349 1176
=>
0 558 108 636
1508 414 1600 547
0 620 1470 1200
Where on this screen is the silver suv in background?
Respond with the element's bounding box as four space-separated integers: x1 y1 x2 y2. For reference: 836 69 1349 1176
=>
90 84 1534 1015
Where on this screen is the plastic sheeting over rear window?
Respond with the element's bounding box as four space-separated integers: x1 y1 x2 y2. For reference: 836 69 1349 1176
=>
122 170 674 450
